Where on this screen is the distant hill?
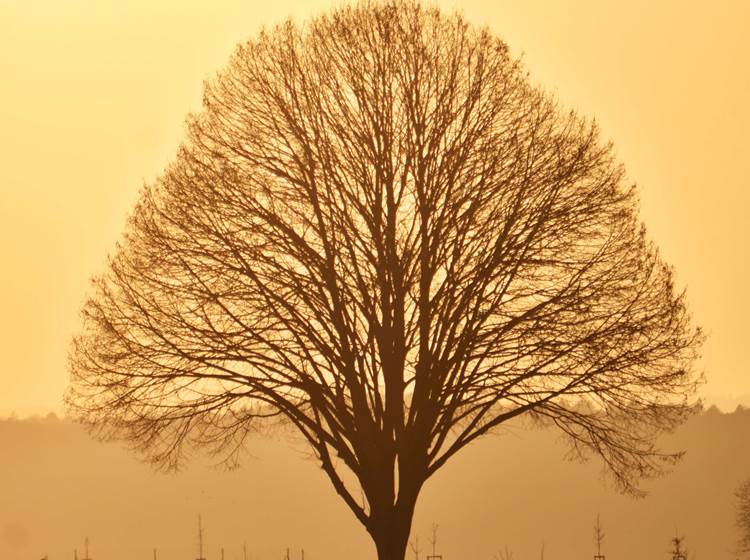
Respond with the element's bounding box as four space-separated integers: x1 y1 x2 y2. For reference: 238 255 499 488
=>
1 408 748 560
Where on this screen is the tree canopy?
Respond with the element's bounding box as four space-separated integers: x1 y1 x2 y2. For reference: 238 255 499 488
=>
67 2 703 559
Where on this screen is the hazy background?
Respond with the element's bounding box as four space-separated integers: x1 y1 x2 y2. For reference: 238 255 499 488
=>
1 2 750 559
1 0 749 417
2 408 748 560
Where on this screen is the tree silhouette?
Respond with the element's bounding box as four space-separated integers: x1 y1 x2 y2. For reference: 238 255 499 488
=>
67 2 703 559
494 546 514 560
737 478 750 554
593 514 605 560
670 534 687 560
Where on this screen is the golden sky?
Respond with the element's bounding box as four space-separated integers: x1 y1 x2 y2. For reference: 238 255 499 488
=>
1 0 748 416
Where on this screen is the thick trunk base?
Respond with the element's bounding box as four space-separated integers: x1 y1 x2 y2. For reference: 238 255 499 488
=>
374 535 409 560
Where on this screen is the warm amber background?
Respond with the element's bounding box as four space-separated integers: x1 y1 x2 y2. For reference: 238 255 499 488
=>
1 0 748 416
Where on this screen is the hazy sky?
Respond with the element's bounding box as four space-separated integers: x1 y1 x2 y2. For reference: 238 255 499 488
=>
1 0 749 416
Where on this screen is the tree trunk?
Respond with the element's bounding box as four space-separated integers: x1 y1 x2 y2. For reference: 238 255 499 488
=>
371 517 411 560
369 486 419 560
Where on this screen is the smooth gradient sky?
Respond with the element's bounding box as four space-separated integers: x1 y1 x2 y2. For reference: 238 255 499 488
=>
1 0 748 416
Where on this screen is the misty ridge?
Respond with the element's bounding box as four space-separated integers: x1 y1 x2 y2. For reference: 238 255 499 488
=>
2 406 748 560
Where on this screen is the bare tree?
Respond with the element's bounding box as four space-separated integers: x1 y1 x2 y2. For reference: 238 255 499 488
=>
593 514 605 559
494 546 514 560
409 535 421 560
426 523 441 560
66 2 703 559
737 478 750 555
670 534 687 560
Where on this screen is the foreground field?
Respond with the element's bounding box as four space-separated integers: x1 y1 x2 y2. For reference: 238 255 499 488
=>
1 407 748 560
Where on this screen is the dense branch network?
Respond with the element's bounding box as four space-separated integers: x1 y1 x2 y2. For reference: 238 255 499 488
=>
68 0 702 540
